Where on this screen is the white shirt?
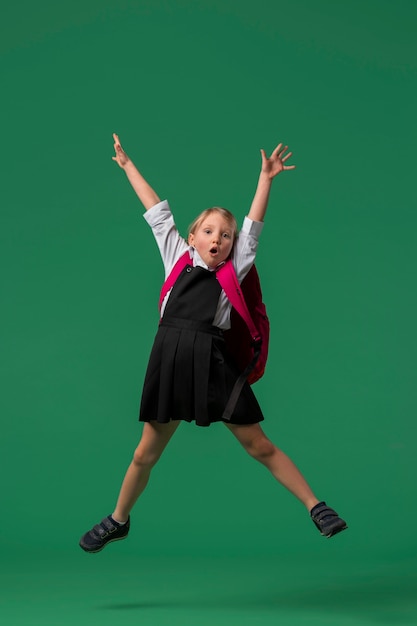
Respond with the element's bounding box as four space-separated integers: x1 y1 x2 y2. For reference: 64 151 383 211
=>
144 200 263 329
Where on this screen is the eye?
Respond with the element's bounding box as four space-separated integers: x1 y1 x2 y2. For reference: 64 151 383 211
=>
222 233 231 239
203 229 212 234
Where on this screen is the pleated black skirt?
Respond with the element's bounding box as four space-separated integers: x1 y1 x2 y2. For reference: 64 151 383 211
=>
139 316 264 428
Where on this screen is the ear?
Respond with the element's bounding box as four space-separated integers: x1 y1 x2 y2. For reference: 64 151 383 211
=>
188 233 195 247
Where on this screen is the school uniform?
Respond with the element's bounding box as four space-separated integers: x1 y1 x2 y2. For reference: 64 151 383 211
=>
139 200 265 427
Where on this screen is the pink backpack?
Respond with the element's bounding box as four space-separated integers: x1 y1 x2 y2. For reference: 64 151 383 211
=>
159 252 270 389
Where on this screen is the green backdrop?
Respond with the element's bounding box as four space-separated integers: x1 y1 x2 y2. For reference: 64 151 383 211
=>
1 1 416 625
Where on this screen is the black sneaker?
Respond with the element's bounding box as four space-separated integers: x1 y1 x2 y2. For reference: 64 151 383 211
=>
310 502 347 538
79 515 130 553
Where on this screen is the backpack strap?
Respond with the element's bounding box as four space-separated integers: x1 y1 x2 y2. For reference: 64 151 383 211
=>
216 261 262 421
216 261 260 342
159 251 192 311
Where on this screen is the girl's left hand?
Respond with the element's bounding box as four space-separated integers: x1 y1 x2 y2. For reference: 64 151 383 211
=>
260 144 295 179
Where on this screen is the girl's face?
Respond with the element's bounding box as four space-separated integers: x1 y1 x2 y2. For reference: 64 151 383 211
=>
188 212 234 268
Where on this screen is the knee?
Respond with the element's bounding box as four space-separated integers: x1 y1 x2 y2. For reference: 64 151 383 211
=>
132 446 160 469
245 436 276 462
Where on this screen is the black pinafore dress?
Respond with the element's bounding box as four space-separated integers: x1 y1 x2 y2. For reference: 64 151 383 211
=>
139 263 264 427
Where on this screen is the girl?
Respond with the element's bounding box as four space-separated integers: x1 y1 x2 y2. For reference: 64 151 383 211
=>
79 135 347 553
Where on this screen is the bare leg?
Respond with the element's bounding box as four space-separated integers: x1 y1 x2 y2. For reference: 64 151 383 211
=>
225 422 319 511
112 420 180 522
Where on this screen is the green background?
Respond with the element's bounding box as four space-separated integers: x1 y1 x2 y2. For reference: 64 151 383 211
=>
1 1 416 624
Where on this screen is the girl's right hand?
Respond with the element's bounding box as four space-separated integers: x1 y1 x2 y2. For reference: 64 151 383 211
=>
112 133 130 168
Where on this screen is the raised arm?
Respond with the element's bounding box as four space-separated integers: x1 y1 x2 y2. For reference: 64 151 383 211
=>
112 133 160 211
247 143 295 222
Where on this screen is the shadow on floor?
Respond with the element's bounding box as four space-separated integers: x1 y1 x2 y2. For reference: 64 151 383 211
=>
98 572 417 624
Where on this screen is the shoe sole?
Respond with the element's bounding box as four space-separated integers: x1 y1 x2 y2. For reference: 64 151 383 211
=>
79 534 129 554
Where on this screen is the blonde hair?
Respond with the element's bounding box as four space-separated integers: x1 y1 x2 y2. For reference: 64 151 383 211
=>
188 207 238 242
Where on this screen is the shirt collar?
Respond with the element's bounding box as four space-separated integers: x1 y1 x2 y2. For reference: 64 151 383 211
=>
190 247 226 272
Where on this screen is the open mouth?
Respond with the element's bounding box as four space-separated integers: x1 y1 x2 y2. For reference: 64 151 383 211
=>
210 247 218 254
